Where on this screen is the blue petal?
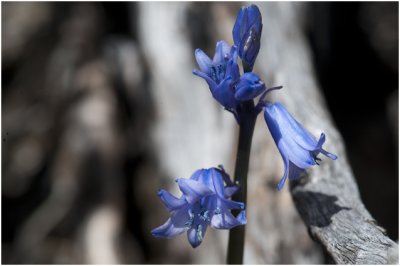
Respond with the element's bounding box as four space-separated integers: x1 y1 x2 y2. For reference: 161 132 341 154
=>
210 210 246 229
277 154 289 191
202 194 218 211
316 133 338 160
221 197 245 210
193 69 218 94
271 102 319 151
195 48 212 73
187 222 208 248
232 5 262 69
225 47 239 78
288 161 305 181
270 103 337 163
224 185 239 197
316 132 326 148
264 103 316 169
212 76 237 109
237 210 247 224
171 205 192 227
229 45 239 64
214 166 241 197
233 5 262 46
158 189 186 212
151 217 186 238
246 5 262 32
234 72 266 101
217 165 234 186
187 228 199 248
239 25 262 68
232 7 246 45
176 178 214 204
151 205 191 238
210 168 225 197
189 169 203 181
213 40 231 64
320 149 338 160
278 134 315 169
194 169 213 191
210 213 238 229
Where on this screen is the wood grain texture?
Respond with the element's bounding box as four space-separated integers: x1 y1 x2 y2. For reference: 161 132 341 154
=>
256 2 398 264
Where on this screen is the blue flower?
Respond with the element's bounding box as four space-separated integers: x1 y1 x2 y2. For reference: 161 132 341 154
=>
232 4 263 71
193 41 240 111
193 41 267 119
263 102 337 190
151 167 246 248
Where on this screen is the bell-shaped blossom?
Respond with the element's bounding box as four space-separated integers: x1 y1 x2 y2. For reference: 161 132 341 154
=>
232 4 263 71
263 102 337 190
151 167 246 248
193 41 240 111
193 41 268 120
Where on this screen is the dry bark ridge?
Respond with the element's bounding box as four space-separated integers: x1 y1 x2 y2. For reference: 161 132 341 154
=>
257 3 398 264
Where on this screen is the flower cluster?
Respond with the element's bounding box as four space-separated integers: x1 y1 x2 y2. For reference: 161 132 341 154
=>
193 4 337 190
152 3 337 249
151 167 246 248
193 5 265 120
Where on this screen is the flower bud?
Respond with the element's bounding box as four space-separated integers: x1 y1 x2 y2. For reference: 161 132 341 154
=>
234 72 265 101
232 4 263 71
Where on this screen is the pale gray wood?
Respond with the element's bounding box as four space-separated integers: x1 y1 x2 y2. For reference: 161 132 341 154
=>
256 2 398 264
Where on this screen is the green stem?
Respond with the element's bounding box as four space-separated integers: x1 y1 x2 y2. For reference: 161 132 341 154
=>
227 101 257 264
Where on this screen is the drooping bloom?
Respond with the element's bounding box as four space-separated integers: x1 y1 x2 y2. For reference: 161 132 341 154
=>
151 167 246 248
263 102 337 190
232 4 263 71
193 41 267 118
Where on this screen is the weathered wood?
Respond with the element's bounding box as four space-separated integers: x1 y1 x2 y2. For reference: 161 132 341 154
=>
255 2 398 264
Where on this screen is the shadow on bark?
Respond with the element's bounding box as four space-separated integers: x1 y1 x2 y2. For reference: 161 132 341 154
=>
292 191 350 227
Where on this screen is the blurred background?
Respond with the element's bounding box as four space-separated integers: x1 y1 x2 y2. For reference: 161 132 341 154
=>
2 2 398 264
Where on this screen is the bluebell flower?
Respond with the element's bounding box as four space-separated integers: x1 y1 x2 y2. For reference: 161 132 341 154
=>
151 167 246 248
193 41 240 111
232 4 263 71
193 42 267 118
263 102 337 190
